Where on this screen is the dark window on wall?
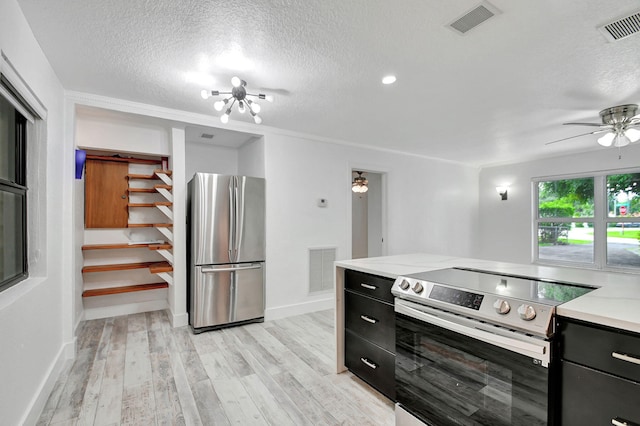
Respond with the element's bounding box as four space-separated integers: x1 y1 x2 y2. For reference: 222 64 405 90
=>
0 92 28 292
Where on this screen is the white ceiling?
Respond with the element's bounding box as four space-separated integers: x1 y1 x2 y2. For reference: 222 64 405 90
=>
16 0 640 166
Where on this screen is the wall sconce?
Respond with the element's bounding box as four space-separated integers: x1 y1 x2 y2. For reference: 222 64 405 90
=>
496 186 508 201
75 149 86 179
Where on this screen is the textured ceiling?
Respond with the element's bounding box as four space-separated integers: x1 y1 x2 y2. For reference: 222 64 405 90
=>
16 0 640 166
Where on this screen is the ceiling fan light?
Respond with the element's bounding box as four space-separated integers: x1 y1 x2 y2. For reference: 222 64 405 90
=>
624 128 640 143
614 133 631 147
597 132 615 147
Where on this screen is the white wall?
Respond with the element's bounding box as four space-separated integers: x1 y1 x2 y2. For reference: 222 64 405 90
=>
0 0 67 424
367 172 383 257
238 137 265 178
478 144 640 264
185 141 238 182
263 132 479 318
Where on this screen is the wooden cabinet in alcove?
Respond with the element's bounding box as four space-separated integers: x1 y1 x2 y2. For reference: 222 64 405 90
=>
84 158 129 228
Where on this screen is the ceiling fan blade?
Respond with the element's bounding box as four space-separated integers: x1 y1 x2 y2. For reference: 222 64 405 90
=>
562 122 606 127
545 130 610 145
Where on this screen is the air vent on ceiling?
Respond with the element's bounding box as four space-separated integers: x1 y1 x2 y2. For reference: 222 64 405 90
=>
599 11 640 42
448 1 501 35
200 133 214 139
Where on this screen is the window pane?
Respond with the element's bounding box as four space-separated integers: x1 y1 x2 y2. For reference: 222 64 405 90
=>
607 173 640 218
0 190 25 283
606 222 640 268
0 95 18 183
538 222 593 263
538 178 594 218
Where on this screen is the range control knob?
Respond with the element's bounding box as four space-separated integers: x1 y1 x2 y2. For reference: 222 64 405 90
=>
399 279 410 290
517 304 537 321
493 299 511 315
412 282 424 294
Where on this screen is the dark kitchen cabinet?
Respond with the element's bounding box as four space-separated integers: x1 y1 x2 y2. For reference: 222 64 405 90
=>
558 317 640 426
344 269 395 400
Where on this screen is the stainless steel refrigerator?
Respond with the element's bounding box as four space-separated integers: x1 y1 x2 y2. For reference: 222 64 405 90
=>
187 173 266 332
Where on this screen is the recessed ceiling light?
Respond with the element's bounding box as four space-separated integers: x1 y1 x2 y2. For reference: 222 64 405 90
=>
382 75 397 85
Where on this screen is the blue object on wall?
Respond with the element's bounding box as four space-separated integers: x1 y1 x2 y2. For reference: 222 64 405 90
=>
75 149 86 179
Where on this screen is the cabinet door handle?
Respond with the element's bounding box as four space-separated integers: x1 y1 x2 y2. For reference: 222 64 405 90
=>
360 315 378 324
612 417 639 426
360 357 378 369
612 352 640 366
360 283 377 290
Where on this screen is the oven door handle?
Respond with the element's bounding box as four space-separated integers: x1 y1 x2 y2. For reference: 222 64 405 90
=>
396 300 550 366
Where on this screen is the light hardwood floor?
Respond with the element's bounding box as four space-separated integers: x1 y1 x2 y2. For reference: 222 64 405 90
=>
37 309 394 425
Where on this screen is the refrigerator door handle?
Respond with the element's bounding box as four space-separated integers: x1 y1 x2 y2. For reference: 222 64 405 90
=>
228 178 235 262
201 264 263 273
235 176 245 259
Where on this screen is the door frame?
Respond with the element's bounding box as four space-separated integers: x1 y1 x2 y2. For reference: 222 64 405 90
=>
347 163 388 260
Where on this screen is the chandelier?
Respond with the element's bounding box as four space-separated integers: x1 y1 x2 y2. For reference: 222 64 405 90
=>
352 171 369 193
201 76 273 124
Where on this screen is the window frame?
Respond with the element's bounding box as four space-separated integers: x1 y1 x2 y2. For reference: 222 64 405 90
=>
0 84 29 292
533 168 640 273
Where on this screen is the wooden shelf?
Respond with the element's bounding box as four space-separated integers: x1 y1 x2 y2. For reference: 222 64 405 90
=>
82 261 167 273
127 170 172 180
154 184 172 190
128 202 173 208
82 243 171 251
82 282 169 297
149 262 173 274
127 223 173 228
127 188 156 193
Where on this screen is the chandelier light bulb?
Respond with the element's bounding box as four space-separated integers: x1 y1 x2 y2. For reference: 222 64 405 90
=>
249 100 261 113
624 128 640 143
254 115 262 124
231 76 242 87
213 100 225 111
201 89 211 99
238 101 246 114
221 113 229 124
264 95 274 103
597 132 615 147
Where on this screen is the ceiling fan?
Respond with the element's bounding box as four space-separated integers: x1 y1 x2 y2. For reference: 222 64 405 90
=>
546 104 640 148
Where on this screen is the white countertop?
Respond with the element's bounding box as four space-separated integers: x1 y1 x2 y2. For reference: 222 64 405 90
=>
335 253 640 334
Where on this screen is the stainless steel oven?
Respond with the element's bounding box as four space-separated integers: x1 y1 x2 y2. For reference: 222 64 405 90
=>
392 267 595 426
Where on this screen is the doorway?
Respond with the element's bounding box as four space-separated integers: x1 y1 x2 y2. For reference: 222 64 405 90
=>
351 170 385 259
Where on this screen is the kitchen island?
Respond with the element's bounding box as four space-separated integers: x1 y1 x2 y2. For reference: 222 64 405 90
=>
334 253 640 373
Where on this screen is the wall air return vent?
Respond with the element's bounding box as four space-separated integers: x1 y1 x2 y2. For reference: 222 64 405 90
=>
599 11 640 42
448 1 501 35
309 247 336 293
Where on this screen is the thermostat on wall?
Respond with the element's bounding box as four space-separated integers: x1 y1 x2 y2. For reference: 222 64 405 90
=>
317 198 328 207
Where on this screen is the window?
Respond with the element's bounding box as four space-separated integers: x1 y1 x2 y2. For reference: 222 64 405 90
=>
0 88 28 291
534 171 640 271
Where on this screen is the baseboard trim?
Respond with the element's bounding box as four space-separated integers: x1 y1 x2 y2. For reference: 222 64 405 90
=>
83 299 168 321
22 338 75 426
169 310 189 328
265 296 334 321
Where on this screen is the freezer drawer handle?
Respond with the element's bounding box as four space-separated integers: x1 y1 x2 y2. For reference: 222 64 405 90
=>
360 357 378 369
612 417 638 426
201 264 262 273
360 315 378 324
612 352 640 366
360 283 377 290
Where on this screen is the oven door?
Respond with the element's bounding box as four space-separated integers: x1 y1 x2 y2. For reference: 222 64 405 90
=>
395 299 554 426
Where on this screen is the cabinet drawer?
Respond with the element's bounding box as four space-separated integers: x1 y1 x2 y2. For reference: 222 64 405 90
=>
561 360 640 426
559 318 640 382
345 330 395 400
345 290 395 353
345 269 394 303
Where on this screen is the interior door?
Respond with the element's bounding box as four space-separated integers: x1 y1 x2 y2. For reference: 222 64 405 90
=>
84 159 129 228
